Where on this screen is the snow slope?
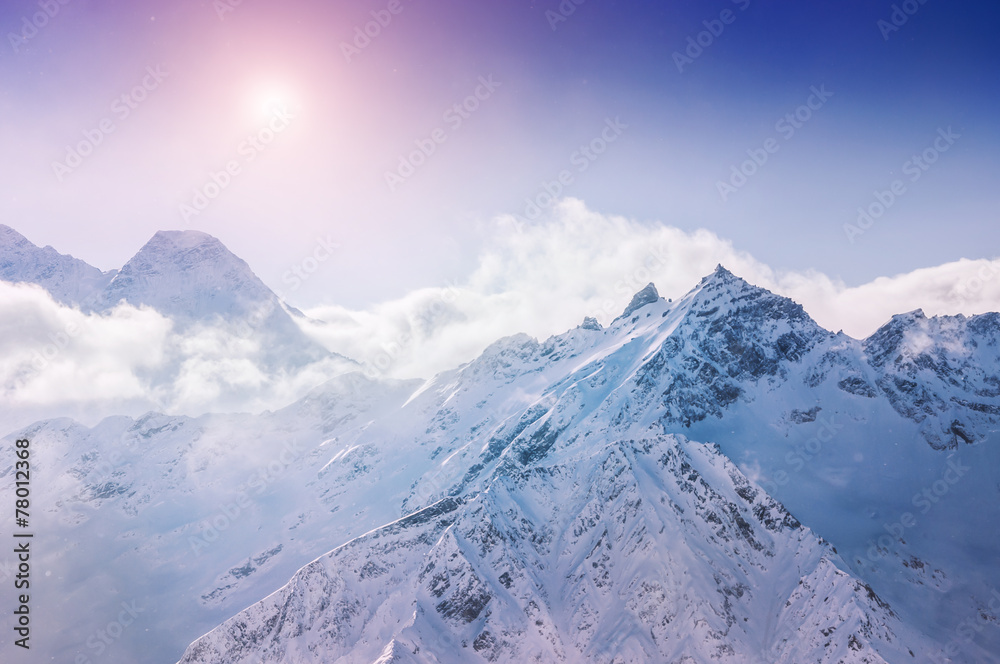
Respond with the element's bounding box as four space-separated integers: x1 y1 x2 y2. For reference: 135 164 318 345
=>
2 266 998 663
0 223 115 306
178 432 927 664
97 229 337 367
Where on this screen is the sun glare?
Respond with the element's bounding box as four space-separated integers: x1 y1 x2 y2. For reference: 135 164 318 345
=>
247 84 297 124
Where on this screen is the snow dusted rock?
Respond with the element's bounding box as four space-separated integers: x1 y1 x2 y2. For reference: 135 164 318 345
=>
99 230 282 322
863 309 1000 449
177 433 924 664
4 266 999 663
97 229 348 372
618 281 660 320
0 223 115 305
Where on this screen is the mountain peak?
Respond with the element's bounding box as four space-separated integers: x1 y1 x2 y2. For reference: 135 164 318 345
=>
0 224 113 306
699 263 747 288
620 282 660 319
100 229 275 320
147 229 223 251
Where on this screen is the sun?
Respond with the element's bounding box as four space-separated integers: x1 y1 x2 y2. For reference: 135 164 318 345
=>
247 84 298 124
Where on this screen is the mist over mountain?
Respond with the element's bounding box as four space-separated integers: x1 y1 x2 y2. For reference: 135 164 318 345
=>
0 226 354 427
1 242 997 662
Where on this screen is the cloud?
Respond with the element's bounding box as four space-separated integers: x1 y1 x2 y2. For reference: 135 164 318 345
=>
0 282 351 430
302 198 1000 379
0 283 173 404
3 198 998 429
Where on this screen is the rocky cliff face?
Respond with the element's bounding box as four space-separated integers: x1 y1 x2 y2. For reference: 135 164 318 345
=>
178 433 920 664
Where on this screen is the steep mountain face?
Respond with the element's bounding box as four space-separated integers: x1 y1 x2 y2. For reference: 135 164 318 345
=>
0 223 115 305
863 309 1000 449
101 230 282 321
3 267 998 664
178 433 923 664
171 267 999 664
97 229 335 368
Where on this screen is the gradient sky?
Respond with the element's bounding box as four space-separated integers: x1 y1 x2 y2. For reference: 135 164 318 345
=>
1 0 998 309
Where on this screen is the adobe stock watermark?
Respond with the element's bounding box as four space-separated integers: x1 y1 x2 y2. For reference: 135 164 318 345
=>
7 0 71 53
384 75 501 192
75 600 145 663
672 0 751 73
362 281 461 379
341 0 412 63
14 289 110 389
188 440 304 556
231 236 339 341
929 587 1000 664
843 126 959 244
717 85 833 202
52 66 168 182
952 259 999 309
877 0 931 41
179 106 295 222
510 116 628 233
864 456 970 562
757 414 844 495
280 235 340 293
585 242 674 324
545 0 587 31
213 0 245 21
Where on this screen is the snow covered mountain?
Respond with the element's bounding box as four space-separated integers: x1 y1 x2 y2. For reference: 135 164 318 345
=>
177 432 926 664
97 229 334 367
0 226 331 357
101 230 288 321
0 226 354 421
2 267 998 663
0 223 115 305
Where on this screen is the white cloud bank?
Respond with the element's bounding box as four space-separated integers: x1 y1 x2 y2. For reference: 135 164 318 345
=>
302 199 1000 379
2 198 998 429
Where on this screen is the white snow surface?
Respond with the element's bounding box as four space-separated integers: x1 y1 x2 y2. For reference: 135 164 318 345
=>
1 265 998 663
0 224 116 305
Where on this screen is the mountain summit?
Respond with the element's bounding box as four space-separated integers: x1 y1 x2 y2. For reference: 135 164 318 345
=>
619 281 660 319
100 230 280 320
0 224 115 305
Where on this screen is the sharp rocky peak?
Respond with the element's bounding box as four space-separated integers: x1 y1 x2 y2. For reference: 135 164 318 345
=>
683 265 815 327
696 264 757 296
619 282 661 319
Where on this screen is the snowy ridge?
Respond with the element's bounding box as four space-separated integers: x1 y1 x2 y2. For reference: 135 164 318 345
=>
171 268 996 663
0 223 115 305
2 266 999 663
178 433 921 664
101 230 282 321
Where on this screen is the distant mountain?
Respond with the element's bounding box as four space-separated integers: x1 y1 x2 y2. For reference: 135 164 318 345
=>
3 267 998 663
0 225 348 371
0 224 115 305
178 432 926 664
98 229 336 367
101 230 287 321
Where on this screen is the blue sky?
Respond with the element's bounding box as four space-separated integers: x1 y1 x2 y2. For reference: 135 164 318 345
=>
0 0 997 308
